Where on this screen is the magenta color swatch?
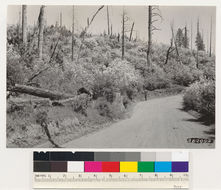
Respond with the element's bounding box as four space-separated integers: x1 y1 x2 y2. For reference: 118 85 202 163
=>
84 161 102 172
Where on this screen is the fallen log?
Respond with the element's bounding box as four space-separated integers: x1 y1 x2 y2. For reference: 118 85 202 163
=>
9 84 74 100
8 94 89 106
8 98 52 110
7 94 90 114
8 98 51 104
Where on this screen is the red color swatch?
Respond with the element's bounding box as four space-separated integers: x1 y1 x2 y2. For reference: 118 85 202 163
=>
102 162 120 172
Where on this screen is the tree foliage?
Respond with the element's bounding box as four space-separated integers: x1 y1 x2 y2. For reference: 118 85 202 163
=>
175 27 189 48
195 32 205 51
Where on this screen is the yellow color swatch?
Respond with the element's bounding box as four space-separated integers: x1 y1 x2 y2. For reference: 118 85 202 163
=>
120 162 138 172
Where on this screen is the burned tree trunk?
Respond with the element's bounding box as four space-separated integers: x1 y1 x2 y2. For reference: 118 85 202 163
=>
71 6 75 61
38 5 46 59
209 16 212 57
165 38 175 65
87 18 89 27
191 20 193 50
171 22 180 59
60 12 62 27
196 18 199 68
164 22 179 65
122 9 125 60
183 25 188 48
22 5 27 45
76 5 104 63
17 10 21 37
147 6 152 66
129 22 134 41
111 24 113 37
107 6 110 35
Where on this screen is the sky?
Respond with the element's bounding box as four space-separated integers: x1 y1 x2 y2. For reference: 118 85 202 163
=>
7 5 216 52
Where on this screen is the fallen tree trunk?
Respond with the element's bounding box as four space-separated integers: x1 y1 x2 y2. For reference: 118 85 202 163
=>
9 84 74 100
8 98 50 104
7 94 90 114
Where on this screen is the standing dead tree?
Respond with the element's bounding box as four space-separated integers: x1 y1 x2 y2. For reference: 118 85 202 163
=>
27 36 61 83
171 22 180 58
110 24 113 37
117 33 120 42
129 22 135 41
146 6 162 66
164 21 180 65
147 6 152 66
121 8 130 60
206 31 209 54
107 6 110 35
191 20 193 50
76 5 104 63
209 16 212 57
60 12 63 27
164 33 175 65
122 9 126 60
183 25 189 49
71 6 75 61
87 18 89 26
22 5 27 45
17 9 22 36
38 5 46 59
196 18 199 68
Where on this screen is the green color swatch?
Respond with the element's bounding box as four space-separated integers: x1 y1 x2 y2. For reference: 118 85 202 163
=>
138 162 155 172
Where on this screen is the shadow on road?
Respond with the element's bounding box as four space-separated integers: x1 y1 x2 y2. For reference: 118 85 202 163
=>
183 117 213 126
177 108 215 141
204 128 215 135
178 108 214 126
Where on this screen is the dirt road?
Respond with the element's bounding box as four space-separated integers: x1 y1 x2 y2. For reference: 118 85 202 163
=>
64 95 215 148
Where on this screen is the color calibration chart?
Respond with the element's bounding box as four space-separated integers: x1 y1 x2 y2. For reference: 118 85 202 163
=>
33 151 189 189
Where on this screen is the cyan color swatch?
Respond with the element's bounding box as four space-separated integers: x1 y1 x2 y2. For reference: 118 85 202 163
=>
155 162 172 172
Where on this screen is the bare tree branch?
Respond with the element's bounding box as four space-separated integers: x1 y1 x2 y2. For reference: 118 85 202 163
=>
151 19 159 24
152 13 163 21
27 36 61 83
76 5 105 63
151 25 161 31
129 22 135 41
170 21 180 59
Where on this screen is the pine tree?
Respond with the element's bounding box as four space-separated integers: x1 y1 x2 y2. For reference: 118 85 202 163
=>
175 28 183 47
195 32 205 51
182 26 189 48
195 19 205 51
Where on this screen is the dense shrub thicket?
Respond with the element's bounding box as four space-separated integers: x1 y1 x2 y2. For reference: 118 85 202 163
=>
7 25 215 95
183 80 215 123
7 25 215 146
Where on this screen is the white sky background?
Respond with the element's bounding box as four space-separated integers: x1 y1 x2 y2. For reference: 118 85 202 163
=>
7 5 216 52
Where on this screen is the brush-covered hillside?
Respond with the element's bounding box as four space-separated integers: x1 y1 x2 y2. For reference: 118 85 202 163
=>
7 24 215 147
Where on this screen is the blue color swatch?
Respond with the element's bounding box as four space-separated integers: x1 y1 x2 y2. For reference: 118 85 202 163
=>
155 162 172 172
